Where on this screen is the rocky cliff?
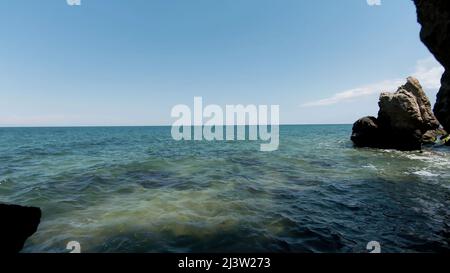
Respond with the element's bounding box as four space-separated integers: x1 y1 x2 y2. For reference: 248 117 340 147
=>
414 0 450 132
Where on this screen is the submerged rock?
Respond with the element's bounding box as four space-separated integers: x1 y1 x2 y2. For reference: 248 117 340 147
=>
0 203 41 253
351 77 444 151
414 0 450 141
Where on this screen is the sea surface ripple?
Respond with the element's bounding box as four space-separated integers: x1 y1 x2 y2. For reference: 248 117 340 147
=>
0 125 449 253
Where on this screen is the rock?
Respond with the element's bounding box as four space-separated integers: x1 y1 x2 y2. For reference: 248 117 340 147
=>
422 130 439 144
0 203 41 253
351 116 381 148
414 0 450 132
378 77 440 132
414 0 450 68
351 77 442 150
404 77 441 129
442 134 450 145
422 128 447 145
434 71 450 133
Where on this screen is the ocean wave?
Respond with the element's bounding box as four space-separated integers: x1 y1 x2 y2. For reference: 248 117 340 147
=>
4 126 450 253
362 164 378 171
403 151 450 169
412 170 439 177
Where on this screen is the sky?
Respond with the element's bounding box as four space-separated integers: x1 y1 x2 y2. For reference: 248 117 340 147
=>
0 0 444 126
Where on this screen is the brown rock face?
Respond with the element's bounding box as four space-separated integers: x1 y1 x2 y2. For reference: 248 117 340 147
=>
414 0 450 132
351 77 442 150
378 77 440 132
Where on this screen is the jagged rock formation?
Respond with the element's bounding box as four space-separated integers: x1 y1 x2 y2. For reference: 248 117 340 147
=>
351 77 443 150
414 0 450 134
378 77 440 132
0 204 41 253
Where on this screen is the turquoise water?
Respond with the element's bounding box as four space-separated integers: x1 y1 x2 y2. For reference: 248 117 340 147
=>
1 125 450 253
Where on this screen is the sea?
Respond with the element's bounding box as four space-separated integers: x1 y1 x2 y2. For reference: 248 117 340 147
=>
0 125 449 253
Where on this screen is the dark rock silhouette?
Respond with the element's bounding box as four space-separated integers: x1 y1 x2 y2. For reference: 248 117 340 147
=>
351 116 381 148
0 203 41 253
414 0 450 136
352 77 443 150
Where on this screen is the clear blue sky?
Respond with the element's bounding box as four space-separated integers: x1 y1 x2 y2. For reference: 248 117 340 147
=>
0 0 443 126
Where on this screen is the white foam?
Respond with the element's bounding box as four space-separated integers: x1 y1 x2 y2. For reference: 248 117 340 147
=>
403 151 450 169
362 164 378 170
412 170 439 177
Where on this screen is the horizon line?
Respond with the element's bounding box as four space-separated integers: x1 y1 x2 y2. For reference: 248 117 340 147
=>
0 123 352 128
